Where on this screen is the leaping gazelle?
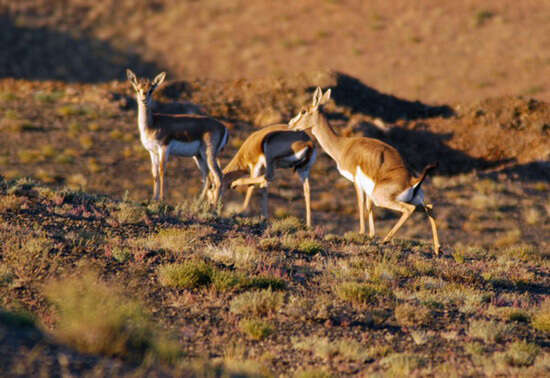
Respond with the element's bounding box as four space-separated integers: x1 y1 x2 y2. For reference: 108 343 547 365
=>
220 124 317 227
288 87 440 254
127 69 228 203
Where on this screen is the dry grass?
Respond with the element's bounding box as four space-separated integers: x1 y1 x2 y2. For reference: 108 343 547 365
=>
239 318 274 340
230 289 284 317
532 299 550 333
468 320 510 344
45 271 180 361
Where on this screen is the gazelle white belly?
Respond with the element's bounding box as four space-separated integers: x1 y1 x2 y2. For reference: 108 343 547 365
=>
356 167 375 197
168 140 200 157
337 166 354 182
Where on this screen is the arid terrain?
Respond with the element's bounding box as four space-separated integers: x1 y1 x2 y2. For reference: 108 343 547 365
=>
0 1 549 377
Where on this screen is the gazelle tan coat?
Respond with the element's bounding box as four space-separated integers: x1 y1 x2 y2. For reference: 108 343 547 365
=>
289 87 440 254
127 69 228 203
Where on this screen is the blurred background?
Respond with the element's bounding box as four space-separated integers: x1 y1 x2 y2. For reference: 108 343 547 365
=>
2 0 549 103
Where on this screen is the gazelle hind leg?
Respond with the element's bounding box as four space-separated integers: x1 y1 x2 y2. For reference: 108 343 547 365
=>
354 180 366 234
424 204 441 255
378 199 416 243
366 196 375 238
193 156 210 201
204 146 223 205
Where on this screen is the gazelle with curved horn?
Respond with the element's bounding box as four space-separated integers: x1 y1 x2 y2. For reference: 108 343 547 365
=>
220 124 317 227
288 87 440 254
126 69 228 203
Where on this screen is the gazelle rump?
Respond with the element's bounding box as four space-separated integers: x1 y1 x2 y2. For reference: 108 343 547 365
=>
126 69 228 204
289 87 440 254
220 124 317 227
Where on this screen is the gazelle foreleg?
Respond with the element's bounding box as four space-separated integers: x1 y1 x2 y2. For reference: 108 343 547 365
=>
297 167 312 228
424 204 441 255
149 151 160 201
158 147 169 201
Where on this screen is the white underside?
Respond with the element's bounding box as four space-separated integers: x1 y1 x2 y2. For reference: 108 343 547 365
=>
396 185 425 206
279 146 309 167
168 140 200 156
338 166 375 196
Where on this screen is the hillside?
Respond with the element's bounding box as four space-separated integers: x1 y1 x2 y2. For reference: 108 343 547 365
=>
0 0 549 376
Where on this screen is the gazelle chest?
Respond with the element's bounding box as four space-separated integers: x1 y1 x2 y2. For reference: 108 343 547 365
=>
140 133 161 153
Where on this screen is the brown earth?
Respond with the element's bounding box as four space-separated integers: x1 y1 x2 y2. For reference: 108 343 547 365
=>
2 0 550 104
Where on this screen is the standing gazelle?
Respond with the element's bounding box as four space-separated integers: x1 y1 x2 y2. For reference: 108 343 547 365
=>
220 124 317 227
127 69 228 203
289 87 440 254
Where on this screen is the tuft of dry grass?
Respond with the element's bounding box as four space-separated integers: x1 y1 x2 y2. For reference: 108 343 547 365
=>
532 299 550 333
394 303 433 328
268 216 303 234
468 320 510 344
0 194 25 212
335 282 392 305
230 288 284 317
112 202 147 224
504 341 539 367
238 318 273 340
45 271 180 361
380 353 425 376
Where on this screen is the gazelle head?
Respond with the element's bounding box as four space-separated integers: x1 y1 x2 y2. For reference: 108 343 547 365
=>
126 69 166 105
288 86 331 131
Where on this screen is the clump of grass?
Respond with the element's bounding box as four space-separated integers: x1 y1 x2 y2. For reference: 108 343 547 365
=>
504 341 539 367
468 320 510 344
501 243 540 262
56 104 85 117
335 282 391 305
494 229 522 248
157 260 212 289
294 368 333 378
135 227 199 253
45 272 180 361
343 231 371 244
523 207 541 225
268 216 303 234
34 90 64 103
0 263 14 286
238 318 273 340
380 353 425 376
293 336 370 362
112 247 132 263
210 270 247 292
79 135 94 150
230 288 284 316
87 158 101 173
258 237 281 251
18 149 43 164
531 299 550 333
113 202 147 224
203 238 259 269
297 239 324 255
0 194 25 211
394 303 433 328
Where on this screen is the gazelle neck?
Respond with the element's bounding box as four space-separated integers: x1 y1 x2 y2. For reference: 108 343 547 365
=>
311 112 345 163
137 98 153 133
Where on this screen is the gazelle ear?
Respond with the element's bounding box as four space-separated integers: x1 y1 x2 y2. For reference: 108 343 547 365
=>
126 69 138 87
319 88 331 105
288 112 302 128
312 87 322 107
151 72 166 89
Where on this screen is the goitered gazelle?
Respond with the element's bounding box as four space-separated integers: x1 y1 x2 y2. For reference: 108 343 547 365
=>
127 69 228 203
288 87 440 254
220 124 317 227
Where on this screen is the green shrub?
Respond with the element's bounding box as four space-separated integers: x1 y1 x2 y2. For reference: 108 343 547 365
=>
239 318 273 340
157 261 212 289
